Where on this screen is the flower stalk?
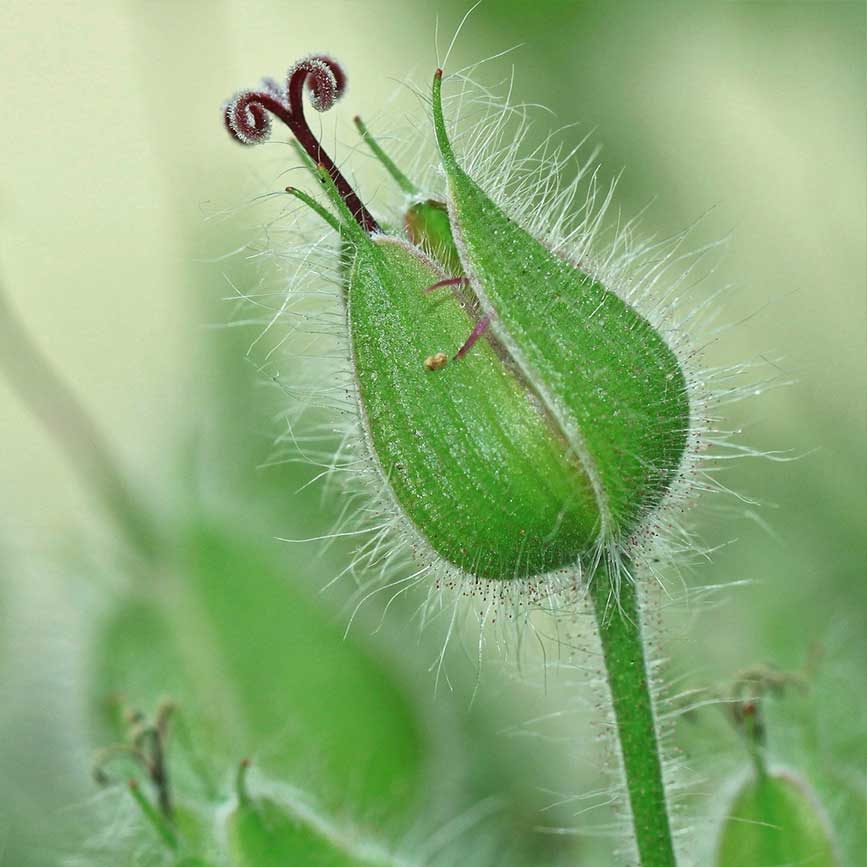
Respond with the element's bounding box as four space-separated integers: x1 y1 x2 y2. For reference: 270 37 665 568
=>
591 568 677 866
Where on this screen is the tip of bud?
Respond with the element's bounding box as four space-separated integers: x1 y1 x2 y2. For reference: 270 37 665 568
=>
434 68 443 79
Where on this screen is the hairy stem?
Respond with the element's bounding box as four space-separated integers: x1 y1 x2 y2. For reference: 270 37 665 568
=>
590 567 677 867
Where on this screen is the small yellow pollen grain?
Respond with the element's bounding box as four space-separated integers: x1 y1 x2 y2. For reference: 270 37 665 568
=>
424 352 448 372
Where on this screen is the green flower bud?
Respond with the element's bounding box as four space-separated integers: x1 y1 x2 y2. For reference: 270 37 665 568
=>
715 770 838 867
223 58 694 588
227 761 398 867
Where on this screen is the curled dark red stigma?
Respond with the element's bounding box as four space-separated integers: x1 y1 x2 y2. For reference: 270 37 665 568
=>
224 55 379 234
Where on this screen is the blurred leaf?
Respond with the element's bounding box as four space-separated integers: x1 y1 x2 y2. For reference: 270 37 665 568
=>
89 517 427 829
91 598 190 738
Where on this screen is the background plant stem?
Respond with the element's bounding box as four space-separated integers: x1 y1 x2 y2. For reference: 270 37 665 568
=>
0 280 160 563
590 567 677 867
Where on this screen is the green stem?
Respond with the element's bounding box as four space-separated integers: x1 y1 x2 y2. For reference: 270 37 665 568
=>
590 567 677 867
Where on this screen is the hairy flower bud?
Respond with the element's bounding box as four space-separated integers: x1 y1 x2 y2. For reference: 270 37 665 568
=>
228 761 397 867
715 770 838 866
222 52 726 867
222 58 695 590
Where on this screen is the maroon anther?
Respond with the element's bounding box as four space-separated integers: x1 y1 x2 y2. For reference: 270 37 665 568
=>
224 55 379 234
455 313 492 360
425 277 470 294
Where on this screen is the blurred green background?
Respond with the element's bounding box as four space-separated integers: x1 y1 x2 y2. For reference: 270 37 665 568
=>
1 2 864 866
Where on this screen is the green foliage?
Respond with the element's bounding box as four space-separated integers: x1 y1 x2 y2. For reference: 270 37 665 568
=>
90 519 427 826
175 522 425 818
